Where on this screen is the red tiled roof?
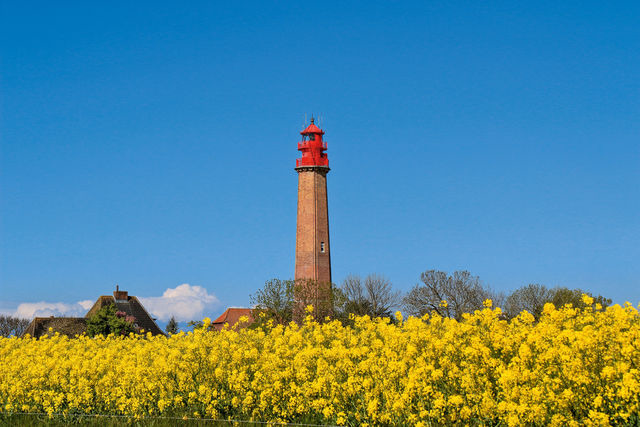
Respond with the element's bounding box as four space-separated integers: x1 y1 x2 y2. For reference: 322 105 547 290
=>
211 308 254 331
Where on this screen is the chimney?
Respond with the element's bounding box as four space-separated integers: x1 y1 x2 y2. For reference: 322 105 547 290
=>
114 285 128 301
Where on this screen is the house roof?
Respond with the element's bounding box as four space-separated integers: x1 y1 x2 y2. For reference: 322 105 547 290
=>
86 294 165 336
22 317 87 339
21 289 165 338
211 308 254 331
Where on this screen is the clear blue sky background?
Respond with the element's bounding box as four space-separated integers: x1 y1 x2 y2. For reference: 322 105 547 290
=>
1 1 638 316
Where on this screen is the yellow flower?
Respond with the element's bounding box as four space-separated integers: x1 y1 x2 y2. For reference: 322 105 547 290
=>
581 294 594 306
1 303 638 424
202 317 212 328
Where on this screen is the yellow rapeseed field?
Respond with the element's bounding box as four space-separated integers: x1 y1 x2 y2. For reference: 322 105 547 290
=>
1 297 639 426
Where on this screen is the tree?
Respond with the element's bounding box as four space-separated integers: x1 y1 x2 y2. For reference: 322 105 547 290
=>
293 278 338 323
339 274 400 319
250 279 295 325
550 287 611 310
403 270 499 320
251 278 349 325
504 283 553 319
165 316 179 334
187 320 204 331
504 284 611 319
0 315 30 337
86 304 138 337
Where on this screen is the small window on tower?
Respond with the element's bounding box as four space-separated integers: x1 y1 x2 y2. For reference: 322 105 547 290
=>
309 134 316 141
320 242 325 253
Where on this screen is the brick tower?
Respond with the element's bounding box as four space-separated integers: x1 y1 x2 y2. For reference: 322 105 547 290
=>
295 117 332 288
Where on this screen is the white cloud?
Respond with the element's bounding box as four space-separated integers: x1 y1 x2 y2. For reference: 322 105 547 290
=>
14 301 90 319
78 300 94 310
5 284 219 322
139 284 220 322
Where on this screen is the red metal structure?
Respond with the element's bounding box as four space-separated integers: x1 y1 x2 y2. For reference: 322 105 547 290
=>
296 117 328 167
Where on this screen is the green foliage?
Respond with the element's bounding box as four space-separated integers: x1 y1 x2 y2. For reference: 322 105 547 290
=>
251 272 613 328
187 320 204 331
250 279 295 326
504 284 612 319
550 286 612 310
402 270 612 322
86 304 138 337
250 278 350 326
165 316 179 335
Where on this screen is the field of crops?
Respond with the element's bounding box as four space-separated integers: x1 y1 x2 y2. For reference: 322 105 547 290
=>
1 297 639 426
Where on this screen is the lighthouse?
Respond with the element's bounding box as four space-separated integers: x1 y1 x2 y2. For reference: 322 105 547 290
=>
294 117 332 292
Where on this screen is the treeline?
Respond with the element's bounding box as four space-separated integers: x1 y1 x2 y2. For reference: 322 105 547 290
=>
403 270 611 320
0 315 30 338
0 270 614 337
251 269 612 326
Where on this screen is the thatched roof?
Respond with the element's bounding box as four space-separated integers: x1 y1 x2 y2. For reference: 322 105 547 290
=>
85 293 165 336
21 289 165 338
22 317 87 338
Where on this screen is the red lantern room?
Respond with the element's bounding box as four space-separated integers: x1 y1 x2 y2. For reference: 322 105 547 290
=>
296 117 328 168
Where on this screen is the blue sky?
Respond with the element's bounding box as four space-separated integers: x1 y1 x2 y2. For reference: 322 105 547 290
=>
1 1 638 321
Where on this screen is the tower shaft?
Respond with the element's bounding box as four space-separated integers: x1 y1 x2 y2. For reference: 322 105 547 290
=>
295 166 331 284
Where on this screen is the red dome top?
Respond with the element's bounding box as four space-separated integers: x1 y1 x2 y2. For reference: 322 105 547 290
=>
296 117 328 168
300 118 325 135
